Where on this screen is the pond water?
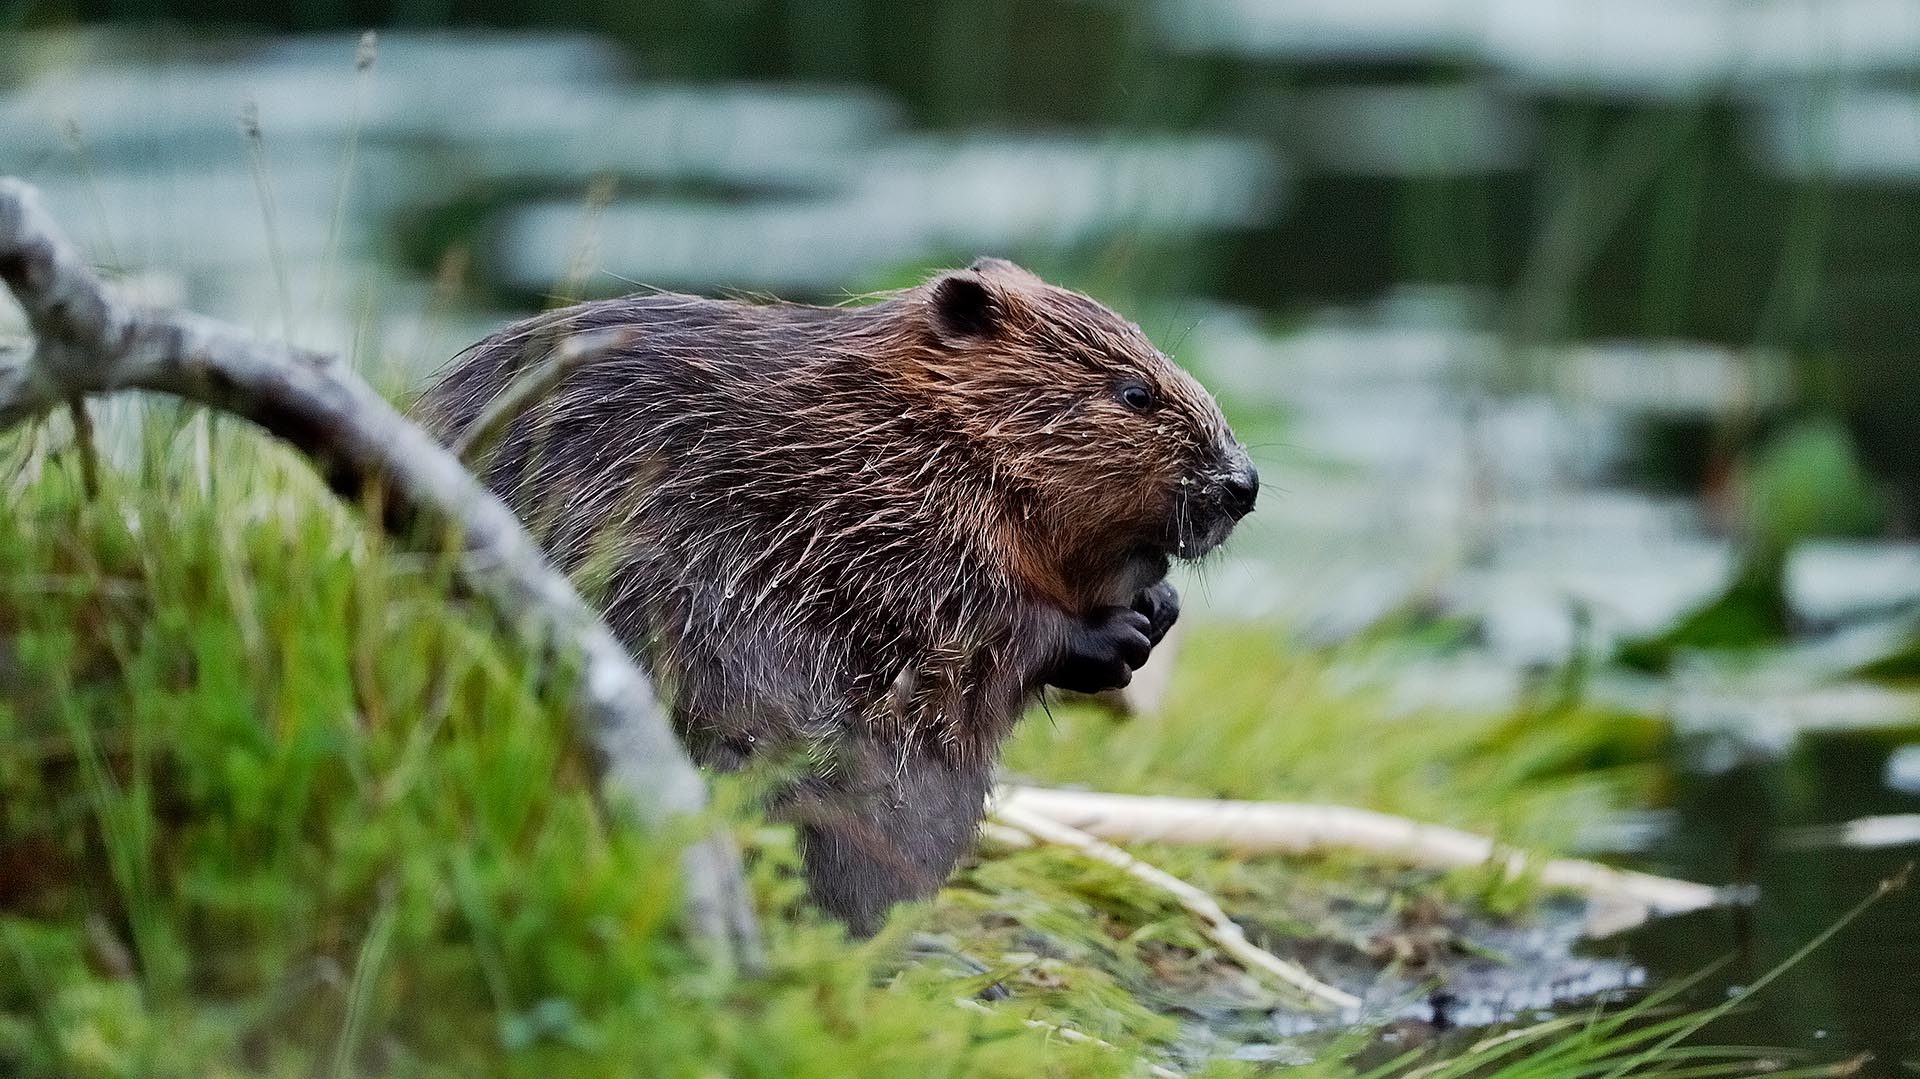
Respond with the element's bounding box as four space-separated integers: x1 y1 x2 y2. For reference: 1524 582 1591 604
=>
1613 730 1920 1074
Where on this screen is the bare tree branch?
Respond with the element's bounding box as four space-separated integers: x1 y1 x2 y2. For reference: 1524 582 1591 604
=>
995 785 1725 936
0 177 761 972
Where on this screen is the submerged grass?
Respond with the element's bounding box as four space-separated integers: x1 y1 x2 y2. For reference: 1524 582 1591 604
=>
0 408 1836 1077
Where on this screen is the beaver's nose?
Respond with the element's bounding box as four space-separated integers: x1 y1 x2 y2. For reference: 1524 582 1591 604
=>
1221 461 1259 519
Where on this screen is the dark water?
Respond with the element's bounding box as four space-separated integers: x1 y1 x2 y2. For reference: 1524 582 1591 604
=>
1608 730 1920 1074
1164 728 1920 1071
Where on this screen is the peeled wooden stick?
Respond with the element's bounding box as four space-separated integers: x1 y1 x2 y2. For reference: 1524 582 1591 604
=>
0 177 760 971
989 800 1362 1012
996 786 1723 920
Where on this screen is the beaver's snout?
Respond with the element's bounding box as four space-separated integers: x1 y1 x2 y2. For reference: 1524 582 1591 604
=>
1219 456 1259 521
1171 445 1258 559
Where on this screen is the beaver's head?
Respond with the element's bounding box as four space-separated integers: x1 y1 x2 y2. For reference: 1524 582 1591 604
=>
901 258 1257 608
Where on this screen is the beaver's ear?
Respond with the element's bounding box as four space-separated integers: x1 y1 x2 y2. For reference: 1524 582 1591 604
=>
927 271 1007 340
967 256 1021 275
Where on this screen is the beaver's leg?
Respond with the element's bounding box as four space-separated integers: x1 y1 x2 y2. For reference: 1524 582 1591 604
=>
795 749 993 937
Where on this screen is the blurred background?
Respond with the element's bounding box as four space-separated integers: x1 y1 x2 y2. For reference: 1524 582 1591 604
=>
3 0 1918 1069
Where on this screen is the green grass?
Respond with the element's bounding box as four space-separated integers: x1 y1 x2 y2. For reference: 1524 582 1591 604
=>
0 416 1151 1078
0 408 1798 1077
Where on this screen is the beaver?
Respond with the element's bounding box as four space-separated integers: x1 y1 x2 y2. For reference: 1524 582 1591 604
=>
418 257 1257 934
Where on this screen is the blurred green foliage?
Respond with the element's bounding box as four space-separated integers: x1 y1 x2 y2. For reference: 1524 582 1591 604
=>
1743 420 1886 553
1618 419 1887 671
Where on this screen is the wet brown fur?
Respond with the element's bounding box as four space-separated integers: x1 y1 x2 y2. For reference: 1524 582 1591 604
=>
417 258 1252 933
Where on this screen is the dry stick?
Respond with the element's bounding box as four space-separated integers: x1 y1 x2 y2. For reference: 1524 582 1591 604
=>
0 177 762 972
989 801 1363 1013
317 30 378 319
995 786 1723 919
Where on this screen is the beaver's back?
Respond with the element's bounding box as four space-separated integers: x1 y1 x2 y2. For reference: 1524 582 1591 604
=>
418 293 1025 767
424 294 869 485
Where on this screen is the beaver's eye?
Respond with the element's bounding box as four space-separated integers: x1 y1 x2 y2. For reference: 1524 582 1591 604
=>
1117 381 1156 413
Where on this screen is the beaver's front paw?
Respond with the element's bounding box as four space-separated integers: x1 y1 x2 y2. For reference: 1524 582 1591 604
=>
1047 605 1155 694
1132 579 1180 645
